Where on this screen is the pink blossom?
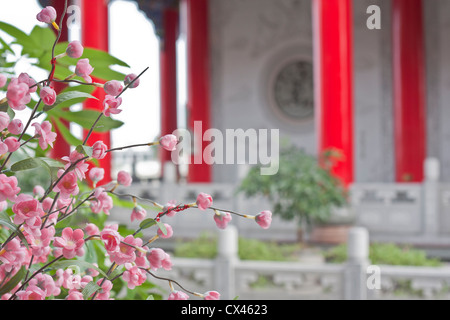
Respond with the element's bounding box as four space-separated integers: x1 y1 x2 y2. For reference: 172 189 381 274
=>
157 223 173 239
124 73 140 88
53 227 85 259
109 234 140 265
6 78 31 111
53 169 79 199
61 150 88 180
0 201 7 211
36 6 57 23
28 273 60 297
0 238 28 272
94 279 113 300
92 140 107 159
8 119 24 135
4 136 20 152
103 95 122 117
12 194 44 229
203 291 220 300
122 263 147 289
104 80 123 96
32 121 57 150
18 73 37 93
0 74 6 88
0 112 9 131
67 289 84 300
163 200 177 217
213 211 232 229
90 187 113 215
33 185 45 198
100 224 122 253
159 134 178 151
75 58 94 83
146 248 172 271
196 192 213 211
117 170 132 186
168 290 189 300
66 40 84 58
28 226 54 259
89 167 105 183
16 285 46 300
39 86 57 106
255 210 272 229
131 205 147 222
0 174 20 202
87 264 100 277
0 141 7 156
85 223 100 237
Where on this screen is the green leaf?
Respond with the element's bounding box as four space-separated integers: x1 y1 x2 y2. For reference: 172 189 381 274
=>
0 266 26 296
52 117 83 146
56 109 124 132
50 260 108 279
147 295 155 300
0 21 32 45
11 157 63 172
156 220 167 236
43 91 98 112
76 145 93 157
139 218 157 230
0 211 29 249
81 281 101 300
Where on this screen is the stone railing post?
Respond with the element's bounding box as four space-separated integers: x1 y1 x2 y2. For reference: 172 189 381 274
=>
344 227 369 300
423 157 440 237
214 225 238 300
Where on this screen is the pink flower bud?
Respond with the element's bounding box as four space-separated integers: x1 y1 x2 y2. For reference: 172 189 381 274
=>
36 6 57 23
39 87 57 106
92 141 107 159
66 40 84 59
159 134 178 151
8 119 24 135
104 80 123 96
203 291 220 300
0 74 7 88
4 137 20 152
131 205 147 222
168 291 189 300
75 58 94 83
18 73 37 93
213 211 232 229
0 112 10 131
196 192 213 211
89 167 104 183
157 223 173 239
124 73 140 88
85 223 100 237
33 185 45 198
0 141 8 156
255 210 272 229
117 170 132 186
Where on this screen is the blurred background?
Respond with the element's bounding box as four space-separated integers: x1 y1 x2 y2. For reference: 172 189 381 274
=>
2 0 450 300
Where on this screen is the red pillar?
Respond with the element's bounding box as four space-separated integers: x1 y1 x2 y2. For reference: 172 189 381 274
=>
159 7 179 179
184 0 212 183
312 0 354 186
48 0 71 160
81 0 112 182
392 0 426 182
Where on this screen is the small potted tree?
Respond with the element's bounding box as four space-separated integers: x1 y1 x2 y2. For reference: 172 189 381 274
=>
238 142 353 244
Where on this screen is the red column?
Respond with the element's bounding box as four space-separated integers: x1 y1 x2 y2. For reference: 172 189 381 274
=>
392 0 426 182
48 0 71 160
312 0 354 186
159 7 179 179
184 0 212 183
81 0 112 182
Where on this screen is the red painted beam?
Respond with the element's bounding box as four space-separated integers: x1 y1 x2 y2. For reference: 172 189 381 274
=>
48 0 71 161
312 0 354 186
81 0 112 182
184 0 212 183
392 0 426 182
159 7 179 179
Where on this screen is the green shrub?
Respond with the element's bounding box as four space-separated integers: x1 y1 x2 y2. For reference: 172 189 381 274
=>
174 232 302 261
324 242 442 266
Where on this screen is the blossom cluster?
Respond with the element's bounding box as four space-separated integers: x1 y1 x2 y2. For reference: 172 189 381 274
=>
0 4 273 300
